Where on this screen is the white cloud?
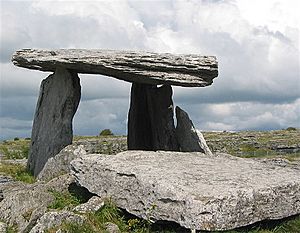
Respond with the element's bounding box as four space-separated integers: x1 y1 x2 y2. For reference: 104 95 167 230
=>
180 99 300 131
0 0 299 139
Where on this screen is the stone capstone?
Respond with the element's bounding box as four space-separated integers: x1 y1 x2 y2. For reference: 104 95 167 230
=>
175 106 212 155
27 67 81 176
12 49 218 87
71 151 300 231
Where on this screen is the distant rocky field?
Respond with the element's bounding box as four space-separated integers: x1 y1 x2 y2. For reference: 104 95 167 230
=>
1 129 299 161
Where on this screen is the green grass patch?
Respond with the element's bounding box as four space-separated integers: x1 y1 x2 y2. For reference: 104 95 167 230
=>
0 139 30 159
48 190 83 210
0 162 35 183
47 198 152 233
6 225 18 233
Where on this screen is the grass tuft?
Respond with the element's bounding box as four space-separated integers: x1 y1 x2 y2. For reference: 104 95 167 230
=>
0 139 30 159
47 190 83 210
0 162 35 183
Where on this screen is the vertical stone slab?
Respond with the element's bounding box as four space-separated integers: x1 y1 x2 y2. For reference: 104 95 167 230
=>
127 83 154 150
175 106 213 155
127 83 178 151
147 85 179 151
27 67 81 176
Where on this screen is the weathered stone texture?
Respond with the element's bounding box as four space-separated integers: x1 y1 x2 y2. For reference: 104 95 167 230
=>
0 222 7 233
73 196 104 213
147 85 179 151
29 211 85 233
37 145 86 181
0 174 75 232
176 106 212 155
71 151 300 231
128 84 178 151
27 67 81 176
104 222 121 233
12 49 218 87
127 83 154 150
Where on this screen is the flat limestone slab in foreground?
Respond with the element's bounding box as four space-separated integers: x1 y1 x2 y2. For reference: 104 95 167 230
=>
70 151 300 231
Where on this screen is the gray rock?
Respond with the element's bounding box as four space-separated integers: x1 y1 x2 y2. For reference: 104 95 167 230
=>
0 174 74 232
44 174 75 193
146 85 179 151
71 151 300 231
175 106 212 155
38 145 86 181
29 211 85 233
104 222 120 233
73 196 104 213
12 49 218 87
127 83 154 150
23 207 48 233
0 183 54 232
27 67 81 177
0 222 7 233
73 137 127 154
128 84 178 151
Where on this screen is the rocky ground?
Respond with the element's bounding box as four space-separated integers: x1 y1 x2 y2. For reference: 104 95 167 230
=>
0 129 299 232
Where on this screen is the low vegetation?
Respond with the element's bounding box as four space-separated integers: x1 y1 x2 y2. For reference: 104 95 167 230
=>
203 129 300 161
47 198 186 233
99 129 114 136
0 138 30 159
48 190 83 210
0 162 35 183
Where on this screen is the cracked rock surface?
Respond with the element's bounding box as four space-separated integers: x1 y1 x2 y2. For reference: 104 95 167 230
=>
71 151 300 231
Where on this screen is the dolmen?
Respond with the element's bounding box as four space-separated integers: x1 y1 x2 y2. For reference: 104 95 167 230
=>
12 49 300 231
12 49 218 176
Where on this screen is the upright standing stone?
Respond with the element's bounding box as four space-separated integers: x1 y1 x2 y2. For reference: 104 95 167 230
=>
127 83 154 150
27 67 81 176
147 85 178 151
128 84 178 151
175 106 212 155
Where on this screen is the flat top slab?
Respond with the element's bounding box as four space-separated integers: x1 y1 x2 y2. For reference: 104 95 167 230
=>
71 151 300 231
12 49 218 87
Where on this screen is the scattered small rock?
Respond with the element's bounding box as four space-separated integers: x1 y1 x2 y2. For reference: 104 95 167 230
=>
104 222 120 233
29 210 85 233
0 174 74 232
73 195 105 213
0 222 7 233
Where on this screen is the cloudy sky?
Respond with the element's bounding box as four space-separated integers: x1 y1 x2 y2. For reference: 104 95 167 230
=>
0 0 299 140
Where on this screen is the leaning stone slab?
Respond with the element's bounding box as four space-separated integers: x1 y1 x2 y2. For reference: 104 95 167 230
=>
175 106 212 155
71 151 300 231
12 49 218 87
